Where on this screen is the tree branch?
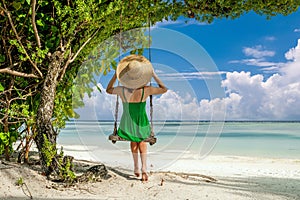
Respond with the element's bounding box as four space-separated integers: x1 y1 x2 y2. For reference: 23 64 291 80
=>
6 116 27 121
2 1 43 78
0 117 26 125
0 68 39 78
58 28 101 81
31 0 41 48
57 48 72 82
10 91 36 102
69 28 101 63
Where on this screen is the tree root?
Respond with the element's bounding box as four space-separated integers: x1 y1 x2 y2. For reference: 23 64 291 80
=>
155 171 217 183
20 182 33 199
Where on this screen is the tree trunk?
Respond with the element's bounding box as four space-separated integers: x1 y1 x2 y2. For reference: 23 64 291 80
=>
35 51 64 175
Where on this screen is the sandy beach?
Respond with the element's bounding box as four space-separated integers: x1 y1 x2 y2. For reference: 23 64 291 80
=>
1 152 300 200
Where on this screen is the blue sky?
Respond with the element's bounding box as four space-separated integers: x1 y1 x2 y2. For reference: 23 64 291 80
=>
76 10 300 121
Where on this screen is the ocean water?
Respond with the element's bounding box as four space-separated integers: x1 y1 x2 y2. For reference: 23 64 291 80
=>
57 121 300 160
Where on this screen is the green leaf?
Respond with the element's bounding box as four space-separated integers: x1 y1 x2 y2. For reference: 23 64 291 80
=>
130 49 137 54
96 85 102 93
0 54 5 62
16 177 24 186
66 108 77 118
9 39 18 46
111 60 117 70
0 132 10 155
12 2 22 10
26 0 30 5
36 19 44 27
0 83 4 92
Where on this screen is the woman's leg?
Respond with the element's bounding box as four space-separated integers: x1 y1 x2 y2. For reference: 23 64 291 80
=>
130 142 139 177
138 141 148 181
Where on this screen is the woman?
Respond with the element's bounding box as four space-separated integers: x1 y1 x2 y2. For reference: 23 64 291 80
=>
106 54 167 182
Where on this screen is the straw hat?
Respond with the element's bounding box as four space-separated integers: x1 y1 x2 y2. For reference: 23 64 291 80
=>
116 54 153 89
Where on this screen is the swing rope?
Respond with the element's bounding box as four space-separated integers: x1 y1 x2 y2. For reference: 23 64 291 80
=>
112 10 122 138
148 12 155 139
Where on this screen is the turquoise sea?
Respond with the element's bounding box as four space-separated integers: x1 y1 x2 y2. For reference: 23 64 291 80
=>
58 121 300 161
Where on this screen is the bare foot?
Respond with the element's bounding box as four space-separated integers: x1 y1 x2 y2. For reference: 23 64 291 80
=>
142 172 148 182
134 168 140 177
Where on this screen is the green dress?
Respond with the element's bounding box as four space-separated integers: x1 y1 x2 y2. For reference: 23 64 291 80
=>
117 87 151 142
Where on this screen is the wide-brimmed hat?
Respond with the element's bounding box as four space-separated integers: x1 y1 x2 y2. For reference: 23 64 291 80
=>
116 54 153 89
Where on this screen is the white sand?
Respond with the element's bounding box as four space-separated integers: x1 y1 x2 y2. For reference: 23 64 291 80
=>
1 152 300 200
165 155 300 179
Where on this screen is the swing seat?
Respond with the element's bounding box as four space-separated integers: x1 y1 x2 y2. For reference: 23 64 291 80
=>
108 132 157 145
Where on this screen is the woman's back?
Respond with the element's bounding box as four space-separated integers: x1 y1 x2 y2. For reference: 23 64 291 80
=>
117 85 167 104
121 87 145 103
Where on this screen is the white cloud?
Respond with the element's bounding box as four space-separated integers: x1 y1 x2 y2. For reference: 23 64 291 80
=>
229 45 282 72
198 94 240 120
294 29 300 32
281 39 300 84
284 39 300 61
202 70 300 120
243 45 275 58
153 90 201 120
157 71 226 81
75 84 116 120
265 36 276 41
211 40 300 120
153 19 182 28
229 58 279 67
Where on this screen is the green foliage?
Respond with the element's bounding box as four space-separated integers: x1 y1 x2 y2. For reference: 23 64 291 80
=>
57 147 76 183
0 132 9 155
0 54 5 63
1 101 36 153
25 133 76 182
0 83 4 92
9 103 31 119
60 160 76 183
15 177 24 186
41 134 56 167
0 131 18 155
53 79 80 129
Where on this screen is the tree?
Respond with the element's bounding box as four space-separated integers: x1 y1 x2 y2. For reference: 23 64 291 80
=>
0 0 299 176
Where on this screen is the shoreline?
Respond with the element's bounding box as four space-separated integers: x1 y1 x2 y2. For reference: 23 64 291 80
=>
69 120 300 123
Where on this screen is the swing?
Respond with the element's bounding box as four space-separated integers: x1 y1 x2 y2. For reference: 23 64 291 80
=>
108 93 157 145
108 10 156 146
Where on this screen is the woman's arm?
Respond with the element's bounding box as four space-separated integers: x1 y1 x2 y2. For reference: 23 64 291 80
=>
149 72 167 95
106 73 121 95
